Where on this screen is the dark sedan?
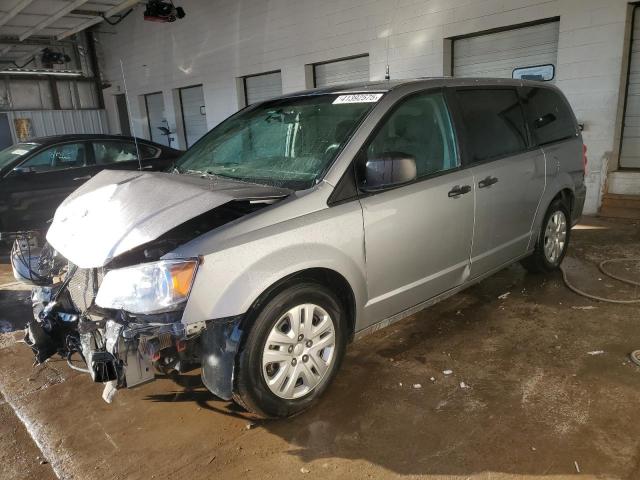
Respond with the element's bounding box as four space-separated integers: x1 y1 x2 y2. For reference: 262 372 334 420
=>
0 134 182 239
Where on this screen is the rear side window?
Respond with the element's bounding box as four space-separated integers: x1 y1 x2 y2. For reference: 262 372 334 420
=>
522 87 577 145
92 141 159 165
456 89 528 163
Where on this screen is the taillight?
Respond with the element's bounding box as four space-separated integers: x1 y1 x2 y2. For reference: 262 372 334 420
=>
582 144 588 175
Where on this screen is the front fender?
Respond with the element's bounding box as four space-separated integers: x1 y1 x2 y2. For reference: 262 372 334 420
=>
179 201 367 327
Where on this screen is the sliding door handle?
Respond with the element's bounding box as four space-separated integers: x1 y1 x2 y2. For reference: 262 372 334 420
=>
448 185 472 198
73 175 92 181
478 176 499 188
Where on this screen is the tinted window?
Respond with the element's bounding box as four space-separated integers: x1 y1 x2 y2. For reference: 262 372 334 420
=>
523 87 577 145
365 92 458 179
457 89 528 163
21 143 87 172
92 141 158 165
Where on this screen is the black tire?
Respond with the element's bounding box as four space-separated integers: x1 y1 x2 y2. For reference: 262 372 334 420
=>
233 282 347 418
521 198 571 273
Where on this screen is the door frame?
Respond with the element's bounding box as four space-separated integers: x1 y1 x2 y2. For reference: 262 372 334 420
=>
616 2 640 171
114 93 132 137
143 91 165 144
178 83 206 149
241 71 281 107
447 16 561 77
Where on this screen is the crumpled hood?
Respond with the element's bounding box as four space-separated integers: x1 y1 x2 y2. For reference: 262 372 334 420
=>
46 170 290 268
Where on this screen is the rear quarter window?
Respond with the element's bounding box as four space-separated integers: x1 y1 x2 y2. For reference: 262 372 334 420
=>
455 88 529 163
522 87 577 145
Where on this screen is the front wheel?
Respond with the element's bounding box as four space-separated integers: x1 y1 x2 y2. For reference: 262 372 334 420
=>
521 199 571 273
233 282 347 418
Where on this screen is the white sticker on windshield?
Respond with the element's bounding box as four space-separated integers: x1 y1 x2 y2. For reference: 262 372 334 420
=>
333 93 384 104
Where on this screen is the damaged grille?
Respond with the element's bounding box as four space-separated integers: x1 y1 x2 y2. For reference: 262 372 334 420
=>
66 263 104 314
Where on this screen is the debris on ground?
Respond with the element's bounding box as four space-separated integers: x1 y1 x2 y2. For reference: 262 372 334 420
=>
245 423 256 430
413 383 422 389
498 292 511 300
587 350 605 356
460 382 469 389
443 370 453 376
572 306 596 310
430 377 436 382
300 467 310 474
574 461 580 473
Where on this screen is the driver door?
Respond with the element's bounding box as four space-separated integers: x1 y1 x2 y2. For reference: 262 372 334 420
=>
358 91 475 326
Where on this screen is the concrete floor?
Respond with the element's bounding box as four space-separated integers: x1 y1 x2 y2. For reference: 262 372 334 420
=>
1 216 639 480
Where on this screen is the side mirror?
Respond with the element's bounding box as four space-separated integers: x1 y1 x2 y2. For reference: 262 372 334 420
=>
362 152 417 191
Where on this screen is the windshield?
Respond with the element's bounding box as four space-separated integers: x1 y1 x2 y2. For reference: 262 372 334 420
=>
0 143 40 170
175 94 381 189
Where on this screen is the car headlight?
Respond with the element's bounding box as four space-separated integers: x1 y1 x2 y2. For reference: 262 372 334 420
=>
96 259 198 314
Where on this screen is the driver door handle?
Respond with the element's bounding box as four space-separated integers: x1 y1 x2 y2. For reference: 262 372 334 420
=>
478 176 499 188
73 175 92 181
448 185 472 198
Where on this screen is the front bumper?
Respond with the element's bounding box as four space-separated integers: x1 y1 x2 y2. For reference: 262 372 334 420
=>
25 281 201 402
14 240 243 403
25 283 243 403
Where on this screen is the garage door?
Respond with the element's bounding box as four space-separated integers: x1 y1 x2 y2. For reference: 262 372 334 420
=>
620 7 640 168
180 85 208 148
314 55 370 87
244 71 282 105
144 92 168 146
453 21 559 80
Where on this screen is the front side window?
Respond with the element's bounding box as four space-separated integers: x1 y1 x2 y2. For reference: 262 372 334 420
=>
456 89 528 163
363 91 458 179
522 87 577 145
175 94 379 190
21 143 87 172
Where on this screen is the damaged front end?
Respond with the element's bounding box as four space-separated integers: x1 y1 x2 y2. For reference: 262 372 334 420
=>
16 245 201 402
11 170 290 403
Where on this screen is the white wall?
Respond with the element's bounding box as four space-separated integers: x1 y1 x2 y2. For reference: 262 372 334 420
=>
96 0 633 214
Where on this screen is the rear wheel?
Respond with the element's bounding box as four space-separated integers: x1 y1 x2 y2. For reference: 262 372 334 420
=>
521 199 570 273
233 282 347 418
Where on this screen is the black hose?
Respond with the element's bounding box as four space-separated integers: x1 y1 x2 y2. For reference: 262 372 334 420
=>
560 258 640 304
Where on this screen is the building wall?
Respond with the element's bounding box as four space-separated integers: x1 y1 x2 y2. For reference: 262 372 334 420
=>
96 0 633 214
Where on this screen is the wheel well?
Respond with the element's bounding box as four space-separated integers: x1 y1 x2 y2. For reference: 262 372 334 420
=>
553 188 574 214
242 268 357 342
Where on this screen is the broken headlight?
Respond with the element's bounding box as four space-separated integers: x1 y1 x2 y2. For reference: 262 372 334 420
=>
95 259 198 314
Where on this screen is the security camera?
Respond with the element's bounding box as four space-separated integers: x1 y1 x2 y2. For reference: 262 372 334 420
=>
143 0 186 23
41 48 71 68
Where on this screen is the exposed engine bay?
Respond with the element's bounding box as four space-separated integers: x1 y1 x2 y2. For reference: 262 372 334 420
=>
11 169 289 402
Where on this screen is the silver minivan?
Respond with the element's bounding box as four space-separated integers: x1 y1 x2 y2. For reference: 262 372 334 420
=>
13 78 586 417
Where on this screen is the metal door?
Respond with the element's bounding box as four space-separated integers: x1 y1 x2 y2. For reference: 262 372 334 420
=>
179 85 208 148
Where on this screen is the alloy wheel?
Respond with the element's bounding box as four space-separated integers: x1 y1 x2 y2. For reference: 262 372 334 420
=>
543 210 567 264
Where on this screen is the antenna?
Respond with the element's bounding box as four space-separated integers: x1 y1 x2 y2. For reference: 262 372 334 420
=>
120 58 143 171
384 0 400 81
